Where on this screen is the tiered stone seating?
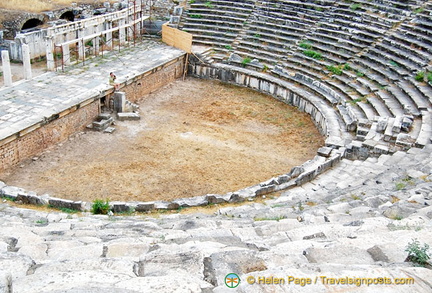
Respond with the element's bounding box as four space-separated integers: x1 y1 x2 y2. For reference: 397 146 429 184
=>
180 0 255 53
183 0 432 153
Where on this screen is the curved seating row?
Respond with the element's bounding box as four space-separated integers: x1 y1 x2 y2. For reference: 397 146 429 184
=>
181 0 432 153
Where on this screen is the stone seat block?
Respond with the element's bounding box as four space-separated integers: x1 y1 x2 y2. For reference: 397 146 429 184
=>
117 112 140 121
92 117 113 131
397 80 431 112
416 111 432 148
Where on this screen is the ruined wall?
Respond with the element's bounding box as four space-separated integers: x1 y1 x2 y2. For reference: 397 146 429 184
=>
122 56 185 102
0 101 99 174
0 0 180 40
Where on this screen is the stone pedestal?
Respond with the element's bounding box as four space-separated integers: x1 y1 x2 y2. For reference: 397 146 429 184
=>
113 92 126 113
45 38 55 71
22 44 32 80
1 51 13 86
62 44 70 66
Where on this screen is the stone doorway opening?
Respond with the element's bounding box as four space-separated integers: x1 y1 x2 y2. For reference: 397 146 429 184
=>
21 18 44 32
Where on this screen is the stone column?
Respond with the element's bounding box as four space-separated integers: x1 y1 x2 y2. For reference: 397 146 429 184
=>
62 44 70 66
94 36 100 56
77 30 84 61
1 50 13 86
45 37 55 71
77 39 84 61
22 44 32 80
119 19 126 45
106 22 113 48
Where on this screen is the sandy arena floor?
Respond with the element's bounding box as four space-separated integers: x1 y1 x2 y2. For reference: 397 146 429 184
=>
1 78 324 202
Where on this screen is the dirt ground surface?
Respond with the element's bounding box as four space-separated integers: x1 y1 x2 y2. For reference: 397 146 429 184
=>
1 78 324 202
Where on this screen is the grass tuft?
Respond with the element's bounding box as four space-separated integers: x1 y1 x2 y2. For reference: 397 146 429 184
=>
91 199 110 215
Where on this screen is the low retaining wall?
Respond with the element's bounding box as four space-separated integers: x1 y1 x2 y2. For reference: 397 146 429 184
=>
0 100 99 173
121 56 186 103
0 149 343 213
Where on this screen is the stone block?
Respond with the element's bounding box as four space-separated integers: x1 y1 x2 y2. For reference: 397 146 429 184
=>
367 245 390 262
173 196 208 207
303 232 326 240
255 185 276 196
303 246 374 265
98 113 112 120
228 193 245 203
204 250 266 287
116 112 140 121
154 201 180 210
92 118 113 131
382 203 417 219
276 174 290 184
106 242 149 258
110 202 131 213
206 194 226 204
0 252 35 280
16 192 47 206
113 92 126 113
135 203 155 212
103 126 116 133
317 146 332 157
1 186 25 200
48 197 84 211
0 272 12 293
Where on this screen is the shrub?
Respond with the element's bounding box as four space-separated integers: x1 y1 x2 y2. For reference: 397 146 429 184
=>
350 3 361 10
395 182 406 190
405 239 430 266
415 71 425 82
389 60 399 67
204 1 213 8
299 40 312 49
190 14 203 18
343 63 351 70
241 57 252 67
356 71 364 77
427 72 432 83
224 45 233 50
92 199 111 215
327 65 343 75
303 50 322 60
349 97 366 104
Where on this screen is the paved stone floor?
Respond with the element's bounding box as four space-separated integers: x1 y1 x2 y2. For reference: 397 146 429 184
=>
0 40 185 141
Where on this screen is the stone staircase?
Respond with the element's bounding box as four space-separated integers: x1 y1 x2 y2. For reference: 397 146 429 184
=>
87 113 115 133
